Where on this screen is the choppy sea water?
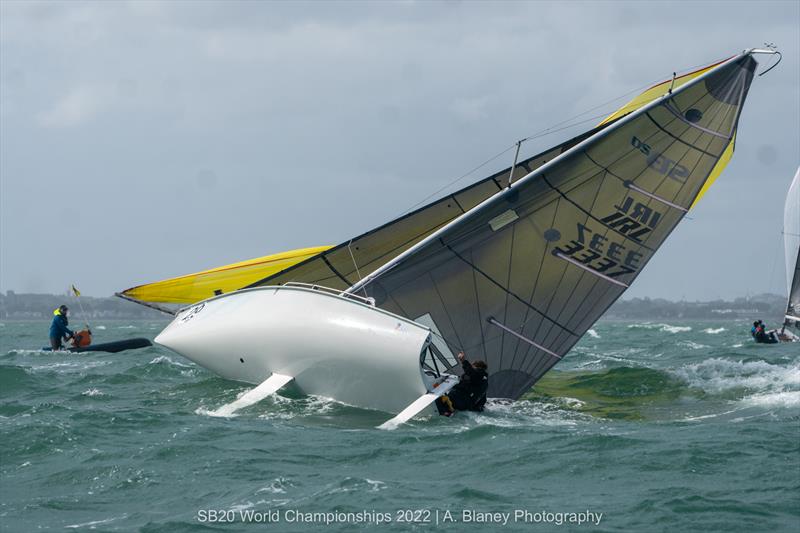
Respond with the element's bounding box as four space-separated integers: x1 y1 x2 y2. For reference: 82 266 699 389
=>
0 320 798 532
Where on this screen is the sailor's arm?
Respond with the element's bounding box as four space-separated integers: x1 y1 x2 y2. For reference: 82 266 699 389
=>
458 352 478 378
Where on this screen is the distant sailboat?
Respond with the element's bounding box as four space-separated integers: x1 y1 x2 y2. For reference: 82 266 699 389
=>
778 167 799 340
124 48 778 425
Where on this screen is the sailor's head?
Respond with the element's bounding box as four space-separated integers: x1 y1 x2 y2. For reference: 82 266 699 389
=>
472 360 488 371
58 305 68 316
753 321 759 327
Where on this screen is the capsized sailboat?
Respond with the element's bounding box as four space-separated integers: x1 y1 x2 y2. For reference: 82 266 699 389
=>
129 49 776 425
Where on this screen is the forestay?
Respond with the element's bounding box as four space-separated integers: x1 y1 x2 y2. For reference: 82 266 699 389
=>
346 54 758 400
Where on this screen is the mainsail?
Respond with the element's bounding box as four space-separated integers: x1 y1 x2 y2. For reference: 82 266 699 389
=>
784 167 800 324
343 54 758 399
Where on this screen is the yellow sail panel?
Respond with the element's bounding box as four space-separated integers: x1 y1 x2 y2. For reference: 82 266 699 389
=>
121 246 332 304
690 133 735 210
598 57 731 127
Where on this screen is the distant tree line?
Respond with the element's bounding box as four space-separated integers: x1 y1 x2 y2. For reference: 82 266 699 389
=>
0 290 787 322
0 291 167 320
602 293 786 321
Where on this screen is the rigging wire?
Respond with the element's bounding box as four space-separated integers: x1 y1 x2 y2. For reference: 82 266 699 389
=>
346 239 368 297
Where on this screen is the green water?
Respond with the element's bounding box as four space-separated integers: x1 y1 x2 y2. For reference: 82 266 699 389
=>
1 320 798 532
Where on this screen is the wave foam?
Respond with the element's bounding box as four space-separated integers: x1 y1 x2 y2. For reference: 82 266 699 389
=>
148 356 190 368
627 323 691 333
743 391 800 408
675 358 800 392
703 327 726 334
674 358 800 409
678 341 708 350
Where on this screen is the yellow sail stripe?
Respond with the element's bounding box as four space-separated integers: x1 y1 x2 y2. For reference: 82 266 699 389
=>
121 245 332 304
691 133 735 209
598 57 731 127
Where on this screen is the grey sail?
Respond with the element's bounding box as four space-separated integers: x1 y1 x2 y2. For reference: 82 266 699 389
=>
784 167 800 325
346 54 758 400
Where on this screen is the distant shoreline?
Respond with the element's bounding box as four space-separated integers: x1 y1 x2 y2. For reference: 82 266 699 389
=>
0 291 787 322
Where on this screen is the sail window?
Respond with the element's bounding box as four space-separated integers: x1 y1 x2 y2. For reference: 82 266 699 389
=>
488 209 519 231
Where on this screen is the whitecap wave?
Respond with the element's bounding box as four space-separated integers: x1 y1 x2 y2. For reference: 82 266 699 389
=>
627 323 691 333
148 356 190 368
677 341 708 350
256 477 293 495
703 327 726 334
675 358 800 393
459 398 593 429
742 391 800 408
587 329 600 338
82 388 104 397
674 358 800 409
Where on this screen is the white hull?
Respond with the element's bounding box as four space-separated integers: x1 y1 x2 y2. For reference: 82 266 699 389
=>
155 285 436 414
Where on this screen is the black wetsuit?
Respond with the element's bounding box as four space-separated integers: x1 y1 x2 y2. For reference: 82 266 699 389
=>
446 359 489 412
755 328 779 344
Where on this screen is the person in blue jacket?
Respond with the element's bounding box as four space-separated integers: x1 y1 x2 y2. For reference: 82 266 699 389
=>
49 305 74 350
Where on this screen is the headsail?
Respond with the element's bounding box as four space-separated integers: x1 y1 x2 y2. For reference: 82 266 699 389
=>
119 246 331 304
784 167 800 324
345 53 758 400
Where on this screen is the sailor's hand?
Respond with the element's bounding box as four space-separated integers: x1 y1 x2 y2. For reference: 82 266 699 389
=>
457 352 465 362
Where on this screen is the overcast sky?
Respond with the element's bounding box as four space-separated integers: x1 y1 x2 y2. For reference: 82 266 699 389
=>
1 0 798 301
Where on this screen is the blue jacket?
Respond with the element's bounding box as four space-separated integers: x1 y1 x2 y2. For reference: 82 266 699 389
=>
49 313 73 340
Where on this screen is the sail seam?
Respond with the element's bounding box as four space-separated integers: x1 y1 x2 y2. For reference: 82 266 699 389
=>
509 201 562 373
441 240 581 338
644 112 724 157
429 273 467 352
321 256 352 286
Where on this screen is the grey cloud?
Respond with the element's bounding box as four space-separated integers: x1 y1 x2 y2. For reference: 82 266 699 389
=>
1 0 798 301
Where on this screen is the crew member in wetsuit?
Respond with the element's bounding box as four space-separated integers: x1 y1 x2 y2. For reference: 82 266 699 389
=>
49 305 74 350
753 319 778 344
436 352 489 416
